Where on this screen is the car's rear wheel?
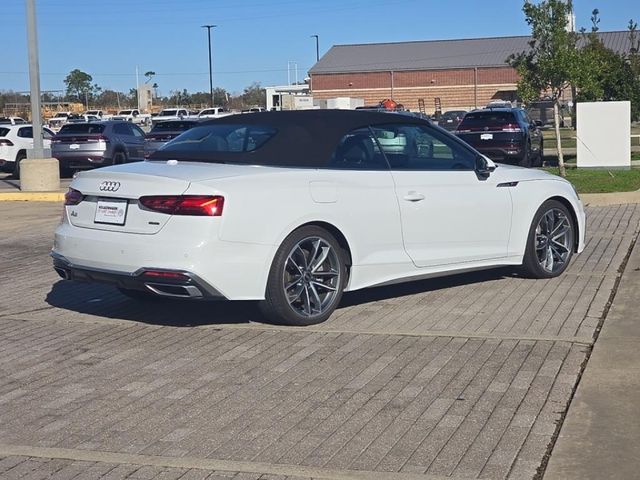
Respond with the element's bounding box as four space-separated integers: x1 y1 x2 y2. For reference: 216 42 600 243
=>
12 151 26 179
521 200 574 278
533 140 544 167
259 226 347 326
113 151 127 165
518 142 531 168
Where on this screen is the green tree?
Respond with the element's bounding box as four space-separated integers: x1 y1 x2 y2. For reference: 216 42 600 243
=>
241 82 266 108
576 18 640 120
63 69 100 106
509 0 581 177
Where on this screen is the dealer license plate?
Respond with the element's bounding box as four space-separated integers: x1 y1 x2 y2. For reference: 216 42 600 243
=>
480 133 493 140
94 198 128 225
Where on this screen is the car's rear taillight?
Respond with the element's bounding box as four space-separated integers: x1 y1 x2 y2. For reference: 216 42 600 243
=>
87 135 109 143
501 124 522 132
0 139 14 146
64 188 83 206
139 195 224 216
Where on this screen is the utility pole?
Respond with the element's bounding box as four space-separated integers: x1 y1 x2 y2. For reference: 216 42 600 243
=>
26 0 43 159
202 24 217 108
22 0 58 191
311 34 319 62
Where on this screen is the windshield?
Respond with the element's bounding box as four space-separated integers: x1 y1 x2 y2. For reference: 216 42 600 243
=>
119 110 132 115
58 124 106 135
159 109 178 116
457 111 517 129
153 124 277 161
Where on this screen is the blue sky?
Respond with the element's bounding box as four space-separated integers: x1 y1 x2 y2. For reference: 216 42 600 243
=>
2 0 638 96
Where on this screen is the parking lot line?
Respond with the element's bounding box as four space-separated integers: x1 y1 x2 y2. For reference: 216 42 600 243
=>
0 445 459 480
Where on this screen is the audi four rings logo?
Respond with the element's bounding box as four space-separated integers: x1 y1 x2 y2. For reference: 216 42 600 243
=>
99 181 121 192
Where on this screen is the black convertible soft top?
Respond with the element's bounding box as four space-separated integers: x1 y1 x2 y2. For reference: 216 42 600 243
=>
150 109 430 168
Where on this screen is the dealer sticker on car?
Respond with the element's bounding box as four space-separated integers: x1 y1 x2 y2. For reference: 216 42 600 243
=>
480 133 493 140
94 198 128 225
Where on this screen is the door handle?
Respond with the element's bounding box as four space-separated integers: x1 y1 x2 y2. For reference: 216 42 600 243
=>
403 191 425 202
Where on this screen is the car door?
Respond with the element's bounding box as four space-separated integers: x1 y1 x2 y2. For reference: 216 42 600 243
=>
319 127 408 275
128 124 146 161
372 123 512 268
114 123 142 161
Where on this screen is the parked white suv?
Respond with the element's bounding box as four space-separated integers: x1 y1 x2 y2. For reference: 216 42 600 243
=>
0 117 27 125
0 124 55 178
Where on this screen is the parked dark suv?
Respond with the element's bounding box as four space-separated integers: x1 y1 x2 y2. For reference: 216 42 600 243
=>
454 108 543 167
438 110 467 131
144 119 200 158
52 121 146 175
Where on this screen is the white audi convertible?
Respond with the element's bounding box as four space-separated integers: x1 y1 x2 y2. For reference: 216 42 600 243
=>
52 110 585 325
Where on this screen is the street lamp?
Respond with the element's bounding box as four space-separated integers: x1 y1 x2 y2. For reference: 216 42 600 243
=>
202 24 217 108
311 34 319 62
22 0 58 192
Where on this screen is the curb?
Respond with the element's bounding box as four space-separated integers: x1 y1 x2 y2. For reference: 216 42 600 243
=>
580 190 640 206
0 191 65 202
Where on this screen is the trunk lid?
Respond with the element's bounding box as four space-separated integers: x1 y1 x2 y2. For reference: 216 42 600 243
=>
66 160 265 234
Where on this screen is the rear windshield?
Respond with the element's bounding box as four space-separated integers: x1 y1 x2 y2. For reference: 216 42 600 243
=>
58 124 106 135
0 127 9 136
441 111 466 119
151 121 198 132
458 111 516 128
156 124 276 156
159 109 178 116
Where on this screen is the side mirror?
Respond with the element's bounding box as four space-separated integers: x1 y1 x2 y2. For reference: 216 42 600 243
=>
475 155 497 178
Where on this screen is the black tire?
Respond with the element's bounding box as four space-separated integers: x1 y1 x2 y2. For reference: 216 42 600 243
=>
533 140 544 167
518 142 532 168
259 225 347 326
60 167 74 179
118 287 157 301
521 200 575 279
113 151 127 165
12 151 26 179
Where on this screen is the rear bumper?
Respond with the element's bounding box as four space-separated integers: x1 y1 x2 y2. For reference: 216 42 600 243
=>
53 150 110 169
472 146 524 163
52 214 276 300
52 252 225 299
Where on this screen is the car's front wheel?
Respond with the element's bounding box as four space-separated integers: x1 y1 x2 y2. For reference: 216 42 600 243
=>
259 226 347 326
521 200 575 278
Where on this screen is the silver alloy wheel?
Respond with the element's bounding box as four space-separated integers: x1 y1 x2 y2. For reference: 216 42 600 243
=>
283 236 341 318
535 208 572 273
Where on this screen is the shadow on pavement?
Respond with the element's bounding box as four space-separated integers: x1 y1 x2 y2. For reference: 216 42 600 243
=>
45 267 516 328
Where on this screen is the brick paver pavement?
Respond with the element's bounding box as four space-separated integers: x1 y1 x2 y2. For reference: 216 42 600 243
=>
0 201 638 480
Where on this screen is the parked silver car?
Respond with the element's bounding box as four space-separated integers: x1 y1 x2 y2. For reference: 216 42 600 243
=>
52 121 146 176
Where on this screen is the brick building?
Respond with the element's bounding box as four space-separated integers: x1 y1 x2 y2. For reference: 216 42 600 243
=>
309 31 631 113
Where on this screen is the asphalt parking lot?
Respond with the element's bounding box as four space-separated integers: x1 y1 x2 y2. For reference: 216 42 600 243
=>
1 201 639 480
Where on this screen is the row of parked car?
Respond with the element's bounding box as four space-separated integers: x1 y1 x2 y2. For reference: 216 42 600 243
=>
0 103 545 179
0 118 201 178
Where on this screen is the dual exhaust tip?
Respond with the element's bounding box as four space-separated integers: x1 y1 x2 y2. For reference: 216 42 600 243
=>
54 266 203 299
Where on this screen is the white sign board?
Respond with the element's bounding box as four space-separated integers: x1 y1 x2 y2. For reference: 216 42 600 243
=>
576 101 631 169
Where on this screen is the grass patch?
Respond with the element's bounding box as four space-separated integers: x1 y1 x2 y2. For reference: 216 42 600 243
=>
541 166 640 193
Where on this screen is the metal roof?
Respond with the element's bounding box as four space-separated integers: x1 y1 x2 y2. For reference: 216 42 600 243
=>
309 31 634 74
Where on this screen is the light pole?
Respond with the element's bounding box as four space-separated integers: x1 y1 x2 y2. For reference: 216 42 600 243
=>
23 0 58 191
202 24 217 108
311 34 319 62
